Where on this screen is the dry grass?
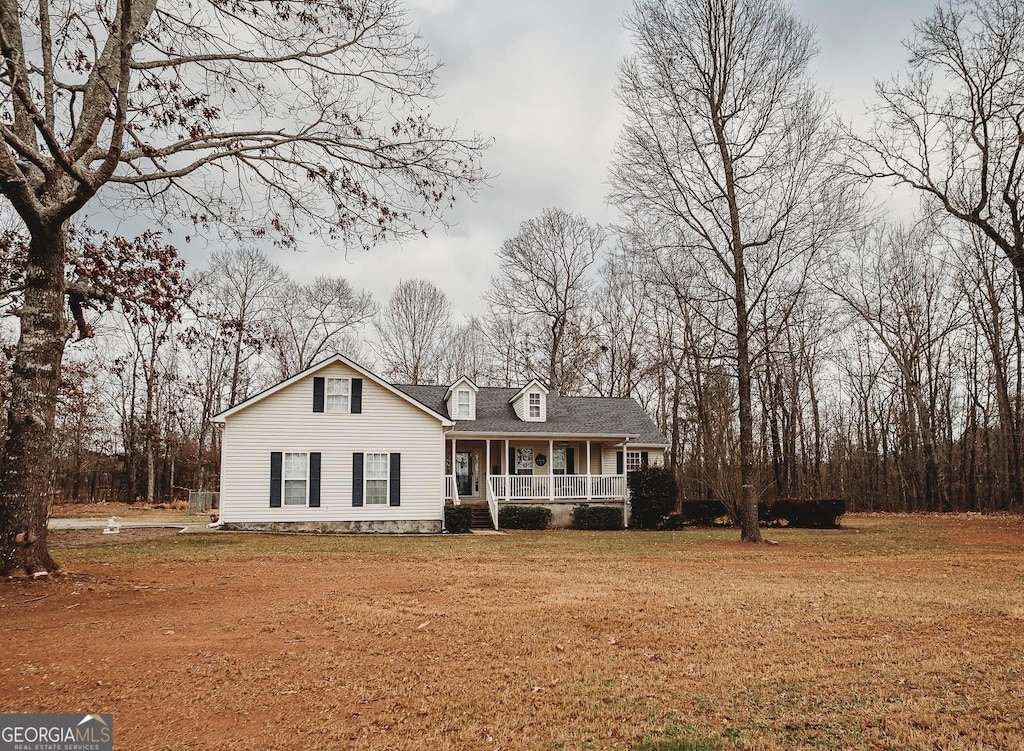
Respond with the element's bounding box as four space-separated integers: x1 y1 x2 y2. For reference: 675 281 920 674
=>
1 514 1022 750
50 500 197 522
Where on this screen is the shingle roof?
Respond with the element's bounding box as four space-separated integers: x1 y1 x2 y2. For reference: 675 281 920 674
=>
393 384 668 445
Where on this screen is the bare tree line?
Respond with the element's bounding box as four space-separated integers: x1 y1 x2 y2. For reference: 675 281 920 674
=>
2 0 1024 572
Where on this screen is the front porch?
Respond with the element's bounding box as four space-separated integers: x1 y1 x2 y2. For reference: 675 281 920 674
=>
443 436 631 529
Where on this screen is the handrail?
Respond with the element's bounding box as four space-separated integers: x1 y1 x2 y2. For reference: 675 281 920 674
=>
485 478 498 530
445 474 461 506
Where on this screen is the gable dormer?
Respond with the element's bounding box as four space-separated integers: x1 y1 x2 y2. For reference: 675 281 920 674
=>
445 376 479 421
509 379 549 422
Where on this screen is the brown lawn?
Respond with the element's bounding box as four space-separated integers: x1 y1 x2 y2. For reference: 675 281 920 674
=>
1 514 1022 750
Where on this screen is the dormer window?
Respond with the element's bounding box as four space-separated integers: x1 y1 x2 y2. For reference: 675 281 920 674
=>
529 392 541 418
456 390 471 419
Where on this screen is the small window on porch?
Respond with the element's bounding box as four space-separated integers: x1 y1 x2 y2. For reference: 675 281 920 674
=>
626 451 644 473
552 448 566 475
515 447 534 475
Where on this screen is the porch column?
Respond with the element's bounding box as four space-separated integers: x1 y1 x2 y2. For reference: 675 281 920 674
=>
622 439 629 529
451 438 456 483
504 438 509 500
485 439 491 500
548 438 554 501
586 439 591 501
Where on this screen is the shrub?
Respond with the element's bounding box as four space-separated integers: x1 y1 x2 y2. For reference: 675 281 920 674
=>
444 505 473 534
498 505 552 530
628 466 679 529
657 511 687 530
679 499 729 526
572 505 624 530
761 498 846 528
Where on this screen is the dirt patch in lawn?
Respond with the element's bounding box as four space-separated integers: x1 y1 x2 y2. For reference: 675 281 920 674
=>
50 501 196 522
48 527 183 548
1 514 1022 751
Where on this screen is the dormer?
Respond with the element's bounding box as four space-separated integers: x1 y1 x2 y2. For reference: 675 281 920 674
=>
509 379 549 422
445 376 479 421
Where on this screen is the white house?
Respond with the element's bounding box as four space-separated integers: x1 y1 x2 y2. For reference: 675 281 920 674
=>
212 354 668 532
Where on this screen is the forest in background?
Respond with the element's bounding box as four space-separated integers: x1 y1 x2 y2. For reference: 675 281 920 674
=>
6 203 1019 515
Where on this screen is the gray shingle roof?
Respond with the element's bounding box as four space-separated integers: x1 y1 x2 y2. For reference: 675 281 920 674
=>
393 384 668 445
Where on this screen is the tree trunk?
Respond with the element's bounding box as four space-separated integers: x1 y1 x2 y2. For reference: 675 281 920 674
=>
0 225 69 575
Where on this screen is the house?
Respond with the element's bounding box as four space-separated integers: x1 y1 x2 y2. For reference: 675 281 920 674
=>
211 354 668 532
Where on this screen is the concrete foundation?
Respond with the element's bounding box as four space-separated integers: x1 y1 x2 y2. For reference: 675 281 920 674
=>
222 519 442 534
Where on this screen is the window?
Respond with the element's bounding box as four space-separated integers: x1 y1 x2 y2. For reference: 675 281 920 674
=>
552 448 566 475
284 452 308 505
626 451 644 473
326 377 350 413
528 392 541 418
515 447 534 475
365 452 389 505
456 389 471 419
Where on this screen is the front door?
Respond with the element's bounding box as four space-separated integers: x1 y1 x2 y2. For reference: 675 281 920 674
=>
454 451 480 498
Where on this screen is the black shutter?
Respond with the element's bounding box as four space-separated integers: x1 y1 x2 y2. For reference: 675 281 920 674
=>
508 446 514 475
313 377 325 413
566 448 575 475
351 378 363 414
352 453 364 506
641 451 649 467
309 452 321 507
270 452 283 507
389 453 401 506
616 451 624 475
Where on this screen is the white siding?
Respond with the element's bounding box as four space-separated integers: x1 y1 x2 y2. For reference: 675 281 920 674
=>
511 388 546 422
446 386 476 421
601 446 666 473
220 362 444 523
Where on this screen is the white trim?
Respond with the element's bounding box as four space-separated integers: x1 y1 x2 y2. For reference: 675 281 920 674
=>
325 376 351 414
444 375 479 400
364 451 391 506
507 378 550 403
283 451 310 507
449 431 638 440
211 353 454 426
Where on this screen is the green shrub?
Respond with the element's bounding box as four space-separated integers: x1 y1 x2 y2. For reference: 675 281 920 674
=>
444 505 473 534
498 505 552 530
679 499 729 526
572 504 624 530
628 466 679 529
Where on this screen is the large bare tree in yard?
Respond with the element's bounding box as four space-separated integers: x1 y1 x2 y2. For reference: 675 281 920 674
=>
858 0 1024 301
610 0 855 541
485 207 604 394
375 278 452 383
0 0 487 574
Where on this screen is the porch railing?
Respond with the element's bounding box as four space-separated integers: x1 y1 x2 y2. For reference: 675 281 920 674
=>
488 474 627 501
445 475 460 506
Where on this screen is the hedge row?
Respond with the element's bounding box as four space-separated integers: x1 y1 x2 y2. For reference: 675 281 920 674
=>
444 505 473 534
498 505 552 530
761 498 846 528
572 505 623 530
627 466 679 529
678 498 846 528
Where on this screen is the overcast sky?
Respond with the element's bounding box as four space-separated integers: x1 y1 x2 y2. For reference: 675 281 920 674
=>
177 0 938 317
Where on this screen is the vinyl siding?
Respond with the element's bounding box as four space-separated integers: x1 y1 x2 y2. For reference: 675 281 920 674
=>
602 446 666 473
220 362 444 523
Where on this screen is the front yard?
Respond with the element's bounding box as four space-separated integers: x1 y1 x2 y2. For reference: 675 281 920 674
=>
1 514 1022 750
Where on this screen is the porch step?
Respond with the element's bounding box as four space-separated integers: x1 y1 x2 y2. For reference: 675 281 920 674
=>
469 506 494 530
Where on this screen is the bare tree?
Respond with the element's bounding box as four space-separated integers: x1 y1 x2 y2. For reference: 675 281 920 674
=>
610 0 855 541
375 279 452 383
484 207 604 393
265 276 377 379
0 0 487 574
857 0 1024 301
